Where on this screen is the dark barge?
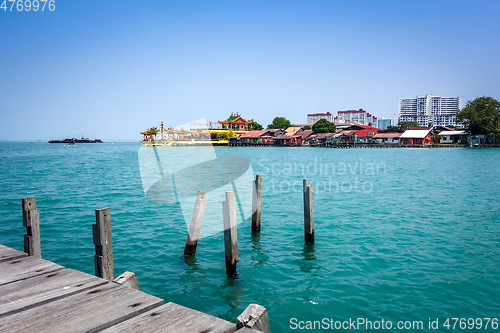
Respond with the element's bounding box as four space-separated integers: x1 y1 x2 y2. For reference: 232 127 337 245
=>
49 138 103 143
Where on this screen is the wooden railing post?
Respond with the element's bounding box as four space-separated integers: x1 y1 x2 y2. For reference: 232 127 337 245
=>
22 196 41 258
93 208 114 281
184 191 207 257
223 191 239 276
303 179 314 244
252 175 263 234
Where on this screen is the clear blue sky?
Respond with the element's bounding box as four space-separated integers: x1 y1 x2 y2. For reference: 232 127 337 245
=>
1 0 499 140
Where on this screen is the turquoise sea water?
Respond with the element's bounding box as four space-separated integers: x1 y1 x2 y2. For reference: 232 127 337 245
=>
1 143 499 332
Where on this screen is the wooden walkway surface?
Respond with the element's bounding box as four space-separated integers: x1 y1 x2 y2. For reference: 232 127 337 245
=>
0 245 262 333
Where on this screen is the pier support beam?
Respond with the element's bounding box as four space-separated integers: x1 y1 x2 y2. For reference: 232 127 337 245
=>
223 191 239 276
184 191 207 257
93 208 114 281
251 175 263 234
303 179 314 244
237 304 271 333
22 196 41 258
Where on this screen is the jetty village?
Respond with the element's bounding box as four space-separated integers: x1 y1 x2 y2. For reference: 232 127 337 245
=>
140 114 477 148
141 94 499 148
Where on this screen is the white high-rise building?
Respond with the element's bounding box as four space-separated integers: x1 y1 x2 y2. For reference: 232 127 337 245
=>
335 109 378 126
397 95 462 127
307 112 333 124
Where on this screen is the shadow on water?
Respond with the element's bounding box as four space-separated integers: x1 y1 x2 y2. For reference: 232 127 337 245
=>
220 274 243 310
299 243 320 274
250 234 269 266
182 255 201 271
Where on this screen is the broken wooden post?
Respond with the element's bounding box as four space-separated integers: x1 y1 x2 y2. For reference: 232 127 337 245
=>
303 179 314 244
252 174 263 234
93 207 114 281
184 191 207 257
114 271 140 290
237 304 271 333
223 191 239 276
22 196 41 258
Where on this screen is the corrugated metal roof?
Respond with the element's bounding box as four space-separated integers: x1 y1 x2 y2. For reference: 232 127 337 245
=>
332 130 353 137
239 129 271 138
439 131 467 136
354 129 379 137
285 127 301 136
400 129 432 139
298 130 314 139
373 132 402 139
274 135 302 139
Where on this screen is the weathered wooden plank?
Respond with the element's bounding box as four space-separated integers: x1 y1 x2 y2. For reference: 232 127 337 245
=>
0 245 27 263
0 256 64 286
113 271 139 291
22 197 41 258
237 328 264 333
184 191 207 257
251 175 263 234
0 283 164 333
100 302 236 333
223 191 239 276
237 304 270 333
0 268 108 317
24 209 41 258
303 179 314 244
93 207 114 281
21 197 36 228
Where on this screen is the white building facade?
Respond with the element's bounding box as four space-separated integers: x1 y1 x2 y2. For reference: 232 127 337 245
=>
307 112 334 124
397 95 462 127
335 109 378 127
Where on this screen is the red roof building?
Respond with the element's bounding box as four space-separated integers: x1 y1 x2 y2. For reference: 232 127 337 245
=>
218 113 252 131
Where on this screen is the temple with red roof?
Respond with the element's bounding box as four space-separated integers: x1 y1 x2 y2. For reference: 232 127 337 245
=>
218 113 252 131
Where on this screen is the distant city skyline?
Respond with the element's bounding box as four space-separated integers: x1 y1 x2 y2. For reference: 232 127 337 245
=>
1 0 499 140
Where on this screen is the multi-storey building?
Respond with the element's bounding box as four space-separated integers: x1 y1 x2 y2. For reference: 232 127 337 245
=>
307 112 333 124
397 95 462 127
335 109 378 127
377 118 392 130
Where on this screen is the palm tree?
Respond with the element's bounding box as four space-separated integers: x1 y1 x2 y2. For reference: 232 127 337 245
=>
485 116 500 144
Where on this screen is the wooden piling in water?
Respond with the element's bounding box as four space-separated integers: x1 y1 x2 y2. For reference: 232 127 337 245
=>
251 174 263 234
223 191 239 276
22 197 41 258
303 179 314 244
184 191 207 257
93 207 114 281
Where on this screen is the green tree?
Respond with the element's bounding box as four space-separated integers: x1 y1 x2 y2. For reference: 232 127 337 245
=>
485 115 500 144
267 117 292 129
218 129 236 140
457 96 500 137
312 118 336 133
431 134 442 145
398 121 420 130
303 125 311 130
249 120 263 131
386 125 400 131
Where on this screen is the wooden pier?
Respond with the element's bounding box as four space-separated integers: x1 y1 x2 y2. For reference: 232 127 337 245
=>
0 244 263 333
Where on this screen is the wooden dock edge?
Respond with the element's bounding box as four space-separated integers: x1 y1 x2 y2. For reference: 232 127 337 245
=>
0 244 269 333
